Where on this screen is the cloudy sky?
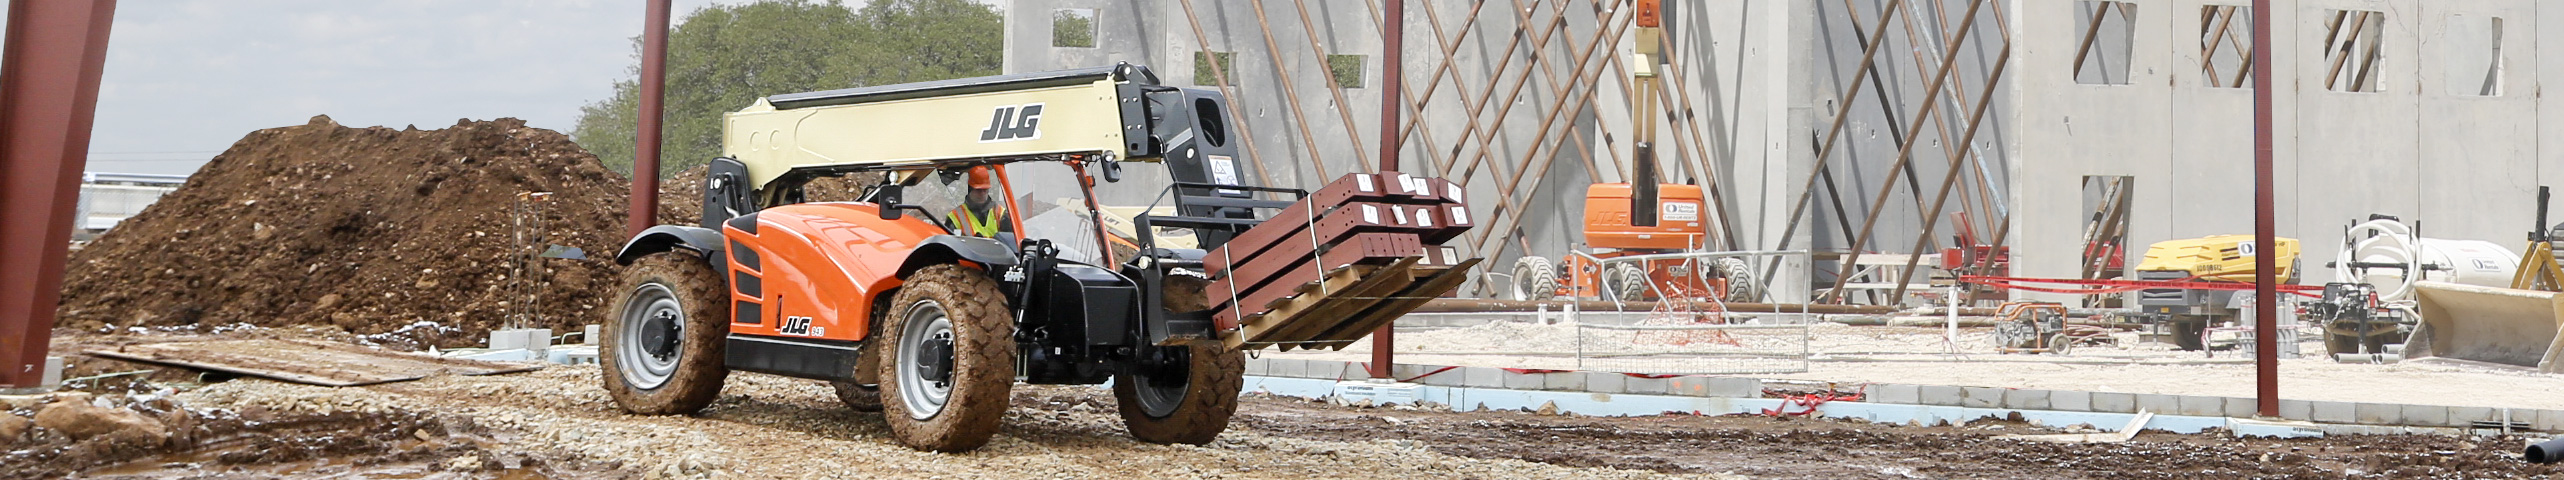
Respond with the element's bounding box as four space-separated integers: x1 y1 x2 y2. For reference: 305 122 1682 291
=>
80 0 873 176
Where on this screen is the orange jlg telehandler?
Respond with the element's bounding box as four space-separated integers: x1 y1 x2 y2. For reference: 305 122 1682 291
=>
603 64 1474 452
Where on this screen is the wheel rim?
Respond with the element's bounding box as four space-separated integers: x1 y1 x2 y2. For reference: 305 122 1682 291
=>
617 283 685 390
1130 347 1192 418
1510 263 1536 301
896 301 958 421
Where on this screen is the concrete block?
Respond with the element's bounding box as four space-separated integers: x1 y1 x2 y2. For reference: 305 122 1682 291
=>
1960 387 2004 408
2354 403 2402 426
1624 376 1670 395
1415 367 1468 387
2279 400 2312 421
1268 359 1307 378
1585 372 1627 394
2400 405 2453 428
1461 367 1506 388
2136 394 2181 415
2049 390 2091 412
1918 385 1964 407
2176 396 2223 417
1668 377 1760 398
1713 377 1762 398
2002 389 2051 410
2447 407 2497 427
1385 363 1426 381
2310 401 2357 423
2535 409 2564 432
1540 372 1585 391
1872 384 1921 405
1244 358 1270 376
2089 392 2137 413
1503 371 1543 390
1338 362 1377 380
2222 397 2257 418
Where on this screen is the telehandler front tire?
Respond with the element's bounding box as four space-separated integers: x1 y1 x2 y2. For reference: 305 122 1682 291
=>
603 251 731 415
878 264 1015 452
1114 341 1244 445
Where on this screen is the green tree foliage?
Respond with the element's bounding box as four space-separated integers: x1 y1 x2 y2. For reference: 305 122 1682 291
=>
575 0 1004 176
1051 9 1094 48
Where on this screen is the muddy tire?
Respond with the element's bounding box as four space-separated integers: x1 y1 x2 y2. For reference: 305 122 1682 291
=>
877 264 1015 452
1114 342 1244 445
831 316 888 412
1510 256 1558 301
603 251 730 415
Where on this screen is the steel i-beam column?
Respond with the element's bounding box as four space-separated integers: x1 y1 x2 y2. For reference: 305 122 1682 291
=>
0 0 119 389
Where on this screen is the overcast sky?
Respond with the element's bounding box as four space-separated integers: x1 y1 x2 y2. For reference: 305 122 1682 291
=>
81 0 907 176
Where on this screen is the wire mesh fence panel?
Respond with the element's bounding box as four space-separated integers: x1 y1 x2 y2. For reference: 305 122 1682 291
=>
1573 312 1812 376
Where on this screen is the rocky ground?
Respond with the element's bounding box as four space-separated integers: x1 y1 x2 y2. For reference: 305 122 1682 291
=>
10 330 2559 479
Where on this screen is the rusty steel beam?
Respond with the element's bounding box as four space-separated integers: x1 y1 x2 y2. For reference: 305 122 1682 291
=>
630 0 670 236
1174 1 1284 191
1758 0 1904 287
2251 0 2278 419
1284 0 1376 173
1244 0 1342 180
1821 0 1987 303
1461 0 1641 262
0 0 118 389
1372 0 1405 378
1446 0 1612 254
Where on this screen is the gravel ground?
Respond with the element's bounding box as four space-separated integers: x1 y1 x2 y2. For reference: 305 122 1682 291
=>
167 365 1707 479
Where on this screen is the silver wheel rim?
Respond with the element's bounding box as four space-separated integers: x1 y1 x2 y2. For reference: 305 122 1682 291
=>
617 283 684 390
896 301 957 421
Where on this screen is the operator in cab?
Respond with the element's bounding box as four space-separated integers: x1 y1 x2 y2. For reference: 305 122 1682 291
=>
947 166 1015 239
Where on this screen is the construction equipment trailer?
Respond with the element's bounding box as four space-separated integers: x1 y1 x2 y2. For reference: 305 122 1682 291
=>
603 64 1473 452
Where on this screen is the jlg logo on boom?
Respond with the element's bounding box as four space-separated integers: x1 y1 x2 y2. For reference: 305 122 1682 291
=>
980 103 1044 142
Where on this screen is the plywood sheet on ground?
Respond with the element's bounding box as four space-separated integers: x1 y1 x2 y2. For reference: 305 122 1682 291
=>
87 339 538 386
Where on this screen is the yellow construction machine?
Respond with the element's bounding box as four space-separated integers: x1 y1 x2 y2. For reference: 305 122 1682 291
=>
2407 187 2564 372
2131 235 2300 350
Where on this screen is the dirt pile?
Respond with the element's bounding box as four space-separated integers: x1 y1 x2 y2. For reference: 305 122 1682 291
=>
57 116 629 346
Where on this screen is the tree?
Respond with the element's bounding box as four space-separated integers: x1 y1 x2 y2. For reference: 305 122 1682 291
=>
575 0 1004 176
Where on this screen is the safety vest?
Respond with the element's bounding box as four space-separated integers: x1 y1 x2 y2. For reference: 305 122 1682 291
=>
948 206 1004 237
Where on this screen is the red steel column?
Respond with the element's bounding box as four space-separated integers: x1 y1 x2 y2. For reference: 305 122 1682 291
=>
1370 0 1405 379
2250 0 2278 417
629 0 673 236
0 0 118 389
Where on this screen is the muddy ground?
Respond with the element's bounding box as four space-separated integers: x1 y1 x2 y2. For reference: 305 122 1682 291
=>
15 331 2559 479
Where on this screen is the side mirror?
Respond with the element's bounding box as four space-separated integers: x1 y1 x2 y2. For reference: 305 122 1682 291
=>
1101 158 1124 183
875 184 906 220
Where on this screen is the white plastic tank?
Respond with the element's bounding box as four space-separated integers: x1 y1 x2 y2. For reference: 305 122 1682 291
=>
2337 219 2519 301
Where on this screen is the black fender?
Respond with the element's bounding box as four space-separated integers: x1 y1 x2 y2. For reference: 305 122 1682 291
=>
895 235 1018 278
615 225 726 269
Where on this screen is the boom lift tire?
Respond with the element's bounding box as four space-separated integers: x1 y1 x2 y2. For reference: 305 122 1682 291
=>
2323 332 2387 357
1608 263 1651 302
1511 256 1559 301
1715 257 1759 303
878 264 1016 452
1113 341 1244 445
602 252 731 415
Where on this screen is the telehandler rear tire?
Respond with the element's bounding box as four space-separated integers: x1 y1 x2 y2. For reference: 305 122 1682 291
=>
1114 341 1244 445
603 251 730 415
878 264 1015 452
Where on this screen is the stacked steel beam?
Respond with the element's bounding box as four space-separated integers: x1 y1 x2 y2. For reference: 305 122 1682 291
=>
1206 172 1479 350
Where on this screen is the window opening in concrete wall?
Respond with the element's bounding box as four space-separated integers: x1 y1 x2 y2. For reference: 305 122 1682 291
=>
1051 9 1097 48
2073 1 2138 85
1326 54 1366 88
2197 5 2254 88
2081 175 2135 307
2322 9 2385 93
2443 15 2503 97
1194 51 1236 87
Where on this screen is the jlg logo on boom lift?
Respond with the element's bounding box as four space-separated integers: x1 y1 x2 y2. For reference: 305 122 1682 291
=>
980 103 1044 142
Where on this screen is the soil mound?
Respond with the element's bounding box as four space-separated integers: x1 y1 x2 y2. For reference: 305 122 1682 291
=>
57 116 630 346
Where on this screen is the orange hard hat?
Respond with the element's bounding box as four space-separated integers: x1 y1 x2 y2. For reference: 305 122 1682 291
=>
967 166 994 189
